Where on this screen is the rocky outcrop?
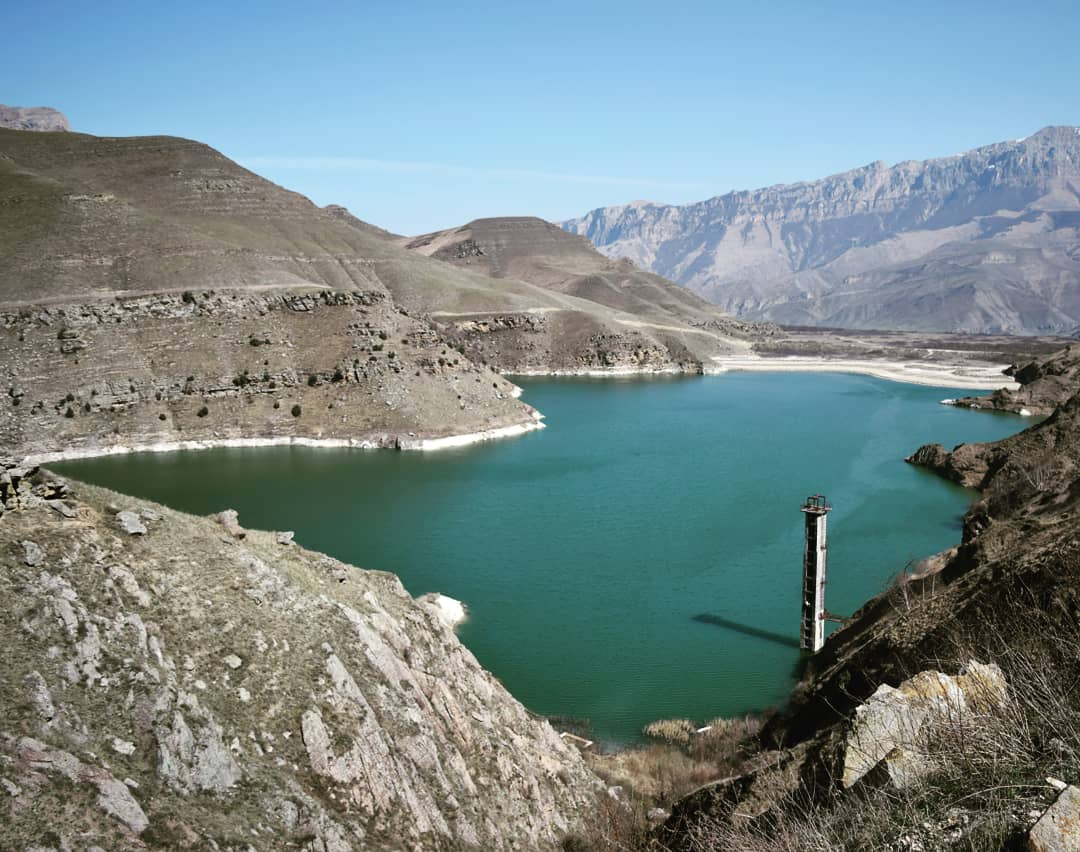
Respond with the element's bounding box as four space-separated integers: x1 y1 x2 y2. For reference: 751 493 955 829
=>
904 440 998 488
0 105 70 132
948 343 1080 415
841 662 1007 789
1029 785 1080 851
0 289 535 461
564 127 1080 334
0 472 600 849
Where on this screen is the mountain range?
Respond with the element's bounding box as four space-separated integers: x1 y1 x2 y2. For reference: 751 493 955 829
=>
564 127 1080 335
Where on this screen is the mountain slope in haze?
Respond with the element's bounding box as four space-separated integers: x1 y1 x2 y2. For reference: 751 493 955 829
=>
564 127 1080 335
0 105 70 132
402 216 767 373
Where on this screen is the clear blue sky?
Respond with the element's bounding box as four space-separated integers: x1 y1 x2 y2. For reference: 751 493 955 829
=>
5 0 1079 235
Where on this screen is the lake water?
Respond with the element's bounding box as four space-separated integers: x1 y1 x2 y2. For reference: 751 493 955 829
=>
53 373 1026 744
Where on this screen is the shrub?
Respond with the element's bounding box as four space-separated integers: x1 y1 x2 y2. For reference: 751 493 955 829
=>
307 374 318 387
291 404 302 417
64 407 74 418
158 413 166 421
642 718 696 746
197 406 208 417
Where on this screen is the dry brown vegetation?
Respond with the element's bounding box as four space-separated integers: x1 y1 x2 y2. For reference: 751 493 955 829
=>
563 716 762 851
566 609 1080 851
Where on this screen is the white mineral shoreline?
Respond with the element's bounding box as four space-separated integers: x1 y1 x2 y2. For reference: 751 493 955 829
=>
24 421 546 466
705 356 1019 390
502 365 693 378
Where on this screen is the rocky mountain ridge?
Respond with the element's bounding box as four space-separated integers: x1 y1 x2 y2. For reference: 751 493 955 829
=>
564 127 1080 335
0 126 781 462
0 105 69 132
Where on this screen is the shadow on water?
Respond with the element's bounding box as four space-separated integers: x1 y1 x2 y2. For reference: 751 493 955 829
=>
692 613 801 650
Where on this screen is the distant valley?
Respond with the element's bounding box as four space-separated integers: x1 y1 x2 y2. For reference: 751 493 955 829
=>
564 127 1080 335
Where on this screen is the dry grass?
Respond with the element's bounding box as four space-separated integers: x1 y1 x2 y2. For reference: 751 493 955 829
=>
683 615 1080 851
574 609 1080 851
642 718 697 745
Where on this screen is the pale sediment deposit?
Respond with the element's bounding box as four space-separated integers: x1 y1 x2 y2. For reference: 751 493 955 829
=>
707 355 1017 390
420 593 469 629
23 418 546 466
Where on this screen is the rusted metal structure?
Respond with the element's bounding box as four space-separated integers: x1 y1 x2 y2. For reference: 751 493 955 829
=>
800 494 832 653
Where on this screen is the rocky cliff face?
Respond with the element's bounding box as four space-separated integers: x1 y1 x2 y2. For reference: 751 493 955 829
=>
943 341 1080 415
0 289 535 463
564 127 1080 335
0 464 600 849
0 105 70 132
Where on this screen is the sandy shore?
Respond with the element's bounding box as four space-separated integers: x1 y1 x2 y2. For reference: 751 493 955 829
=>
705 356 1019 390
24 421 546 466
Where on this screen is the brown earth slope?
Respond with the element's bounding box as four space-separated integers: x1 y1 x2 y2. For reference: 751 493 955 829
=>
399 216 765 375
0 129 774 462
0 128 561 460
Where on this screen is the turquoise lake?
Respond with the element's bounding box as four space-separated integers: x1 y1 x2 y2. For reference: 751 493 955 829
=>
53 373 1027 745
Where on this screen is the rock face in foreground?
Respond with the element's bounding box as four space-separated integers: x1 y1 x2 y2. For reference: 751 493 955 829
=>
564 127 1080 335
0 465 599 849
0 105 70 132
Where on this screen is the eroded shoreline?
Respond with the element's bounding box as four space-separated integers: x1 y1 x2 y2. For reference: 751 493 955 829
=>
24 421 546 466
25 360 1014 466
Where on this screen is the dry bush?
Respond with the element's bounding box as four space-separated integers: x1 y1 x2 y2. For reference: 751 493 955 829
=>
561 793 652 852
642 718 697 745
589 745 718 803
690 715 762 775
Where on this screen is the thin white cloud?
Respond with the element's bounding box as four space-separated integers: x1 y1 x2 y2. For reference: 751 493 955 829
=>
239 154 698 189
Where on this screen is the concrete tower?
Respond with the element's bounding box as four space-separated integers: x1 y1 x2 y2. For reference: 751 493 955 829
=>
800 494 832 653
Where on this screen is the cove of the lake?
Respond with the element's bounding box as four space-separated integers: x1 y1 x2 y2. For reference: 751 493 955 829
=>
52 373 1027 745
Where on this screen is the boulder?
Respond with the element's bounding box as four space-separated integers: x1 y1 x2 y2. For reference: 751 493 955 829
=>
116 511 147 536
21 540 44 566
1029 785 1080 851
842 661 1008 789
216 509 246 539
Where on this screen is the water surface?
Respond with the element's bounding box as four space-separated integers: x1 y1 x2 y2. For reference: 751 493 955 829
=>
54 373 1026 744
